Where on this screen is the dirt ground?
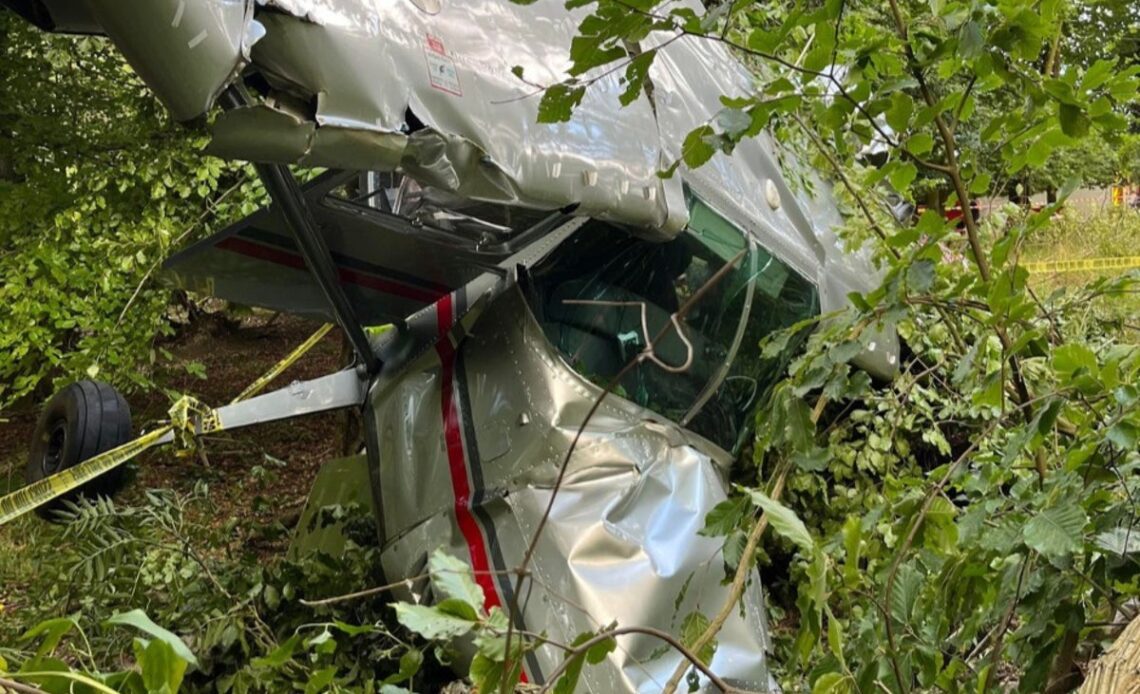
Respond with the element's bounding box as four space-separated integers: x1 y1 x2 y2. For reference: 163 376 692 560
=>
0 312 353 554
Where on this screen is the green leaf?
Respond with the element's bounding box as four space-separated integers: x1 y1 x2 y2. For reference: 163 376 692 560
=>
970 172 993 195
105 610 198 668
304 667 337 694
885 92 913 132
907 132 935 156
681 125 718 169
1023 503 1087 558
1058 103 1090 138
554 629 617 694
700 495 748 537
888 161 918 192
959 21 984 59
1053 344 1098 381
251 635 301 669
680 612 716 665
473 608 510 660
826 607 845 668
135 637 188 694
746 489 814 553
889 563 922 625
1107 420 1139 450
813 671 851 694
1081 59 1116 91
1094 527 1140 556
19 618 78 658
429 549 485 616
537 83 586 124
906 259 936 293
717 107 751 140
470 652 507 693
619 51 656 107
722 529 748 570
794 445 831 472
436 597 480 622
330 621 375 637
393 602 477 640
381 649 423 686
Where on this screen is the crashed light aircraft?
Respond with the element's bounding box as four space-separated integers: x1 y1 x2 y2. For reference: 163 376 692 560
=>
5 0 899 690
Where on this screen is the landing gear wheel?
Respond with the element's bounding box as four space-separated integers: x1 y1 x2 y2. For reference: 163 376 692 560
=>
25 380 133 519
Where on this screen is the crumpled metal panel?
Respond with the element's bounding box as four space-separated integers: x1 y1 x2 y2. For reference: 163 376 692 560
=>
369 288 775 692
83 0 256 122
237 0 685 237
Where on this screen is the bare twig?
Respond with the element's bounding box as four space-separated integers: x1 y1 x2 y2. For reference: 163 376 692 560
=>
0 677 46 694
791 113 900 256
542 626 732 693
109 177 247 335
300 568 522 607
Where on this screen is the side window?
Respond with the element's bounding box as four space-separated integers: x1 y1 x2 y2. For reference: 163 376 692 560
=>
680 195 819 454
526 195 818 453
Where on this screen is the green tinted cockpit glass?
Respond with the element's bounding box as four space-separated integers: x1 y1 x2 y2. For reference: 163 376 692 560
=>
526 195 818 452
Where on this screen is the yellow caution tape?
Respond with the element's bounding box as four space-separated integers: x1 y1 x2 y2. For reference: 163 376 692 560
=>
231 323 333 404
1025 256 1140 274
0 324 333 526
0 426 172 525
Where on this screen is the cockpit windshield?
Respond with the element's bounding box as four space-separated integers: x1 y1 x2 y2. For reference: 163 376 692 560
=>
526 192 819 453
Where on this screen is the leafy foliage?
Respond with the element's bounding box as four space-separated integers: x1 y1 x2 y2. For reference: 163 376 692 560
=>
0 13 259 409
3 0 1140 692
0 488 439 693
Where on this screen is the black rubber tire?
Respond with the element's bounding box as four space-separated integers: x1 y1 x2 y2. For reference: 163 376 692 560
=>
25 380 133 519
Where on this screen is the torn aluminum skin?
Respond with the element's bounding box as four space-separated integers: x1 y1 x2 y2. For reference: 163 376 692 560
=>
354 195 826 691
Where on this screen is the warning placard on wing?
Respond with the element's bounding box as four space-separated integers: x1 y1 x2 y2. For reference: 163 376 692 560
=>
425 35 462 96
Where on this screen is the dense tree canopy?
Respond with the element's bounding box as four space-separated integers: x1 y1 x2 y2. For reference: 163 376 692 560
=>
0 13 258 409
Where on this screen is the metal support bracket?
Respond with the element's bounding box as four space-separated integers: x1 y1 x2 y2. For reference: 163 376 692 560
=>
155 368 367 444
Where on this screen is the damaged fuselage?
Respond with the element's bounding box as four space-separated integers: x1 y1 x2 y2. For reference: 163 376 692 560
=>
4 0 899 690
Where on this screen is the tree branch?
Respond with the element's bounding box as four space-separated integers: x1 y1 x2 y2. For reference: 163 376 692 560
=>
661 464 790 694
542 626 732 693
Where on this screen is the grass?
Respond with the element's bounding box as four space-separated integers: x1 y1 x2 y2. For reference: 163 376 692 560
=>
1023 205 1140 262
1020 205 1140 330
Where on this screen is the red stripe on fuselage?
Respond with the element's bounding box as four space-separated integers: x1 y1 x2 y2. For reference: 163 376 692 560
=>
434 294 528 684
435 294 501 610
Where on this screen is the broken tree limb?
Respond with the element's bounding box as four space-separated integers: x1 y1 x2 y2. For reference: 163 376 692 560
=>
1080 614 1140 694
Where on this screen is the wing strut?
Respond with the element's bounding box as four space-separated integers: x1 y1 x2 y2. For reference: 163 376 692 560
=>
220 88 381 375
